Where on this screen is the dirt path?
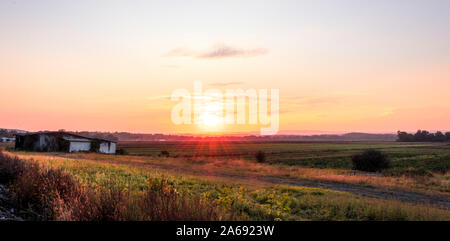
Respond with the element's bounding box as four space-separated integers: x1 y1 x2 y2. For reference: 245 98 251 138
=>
171 167 450 209
71 157 450 210
251 176 450 209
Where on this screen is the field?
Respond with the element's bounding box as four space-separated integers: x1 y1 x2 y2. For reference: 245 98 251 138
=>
1 141 450 221
114 141 450 193
118 141 450 172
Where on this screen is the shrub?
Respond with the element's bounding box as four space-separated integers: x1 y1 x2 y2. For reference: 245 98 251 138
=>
0 152 25 183
351 149 390 172
5 146 15 152
255 151 266 163
160 150 170 157
115 149 129 155
90 140 100 152
0 152 91 220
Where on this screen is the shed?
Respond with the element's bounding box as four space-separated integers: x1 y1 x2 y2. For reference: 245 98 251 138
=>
15 132 116 154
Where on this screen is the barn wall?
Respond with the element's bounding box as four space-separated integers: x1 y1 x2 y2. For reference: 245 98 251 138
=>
16 133 116 154
39 135 67 152
99 142 116 154
69 141 91 153
23 135 42 151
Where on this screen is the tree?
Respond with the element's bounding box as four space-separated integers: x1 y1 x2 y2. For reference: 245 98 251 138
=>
398 130 450 142
397 131 414 142
446 132 450 141
414 130 431 141
434 131 446 142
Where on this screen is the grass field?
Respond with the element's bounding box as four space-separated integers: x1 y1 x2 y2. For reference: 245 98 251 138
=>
1 141 450 220
113 141 450 193
118 141 450 173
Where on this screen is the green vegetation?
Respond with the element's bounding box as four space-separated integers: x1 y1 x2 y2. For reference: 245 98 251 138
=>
351 149 390 172
250 186 449 221
255 151 266 163
118 141 450 174
159 150 170 157
397 130 450 142
0 152 237 221
9 141 450 193
90 140 100 152
115 148 129 155
1 150 449 221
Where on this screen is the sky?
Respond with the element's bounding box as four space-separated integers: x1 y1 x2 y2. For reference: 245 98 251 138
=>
1 0 450 134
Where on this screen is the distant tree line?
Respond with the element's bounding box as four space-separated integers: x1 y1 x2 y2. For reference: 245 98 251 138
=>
397 130 450 142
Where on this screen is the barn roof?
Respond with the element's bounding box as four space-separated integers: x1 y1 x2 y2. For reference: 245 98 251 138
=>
15 131 117 143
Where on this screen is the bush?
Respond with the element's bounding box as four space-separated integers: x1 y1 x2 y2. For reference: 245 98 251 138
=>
351 149 390 172
5 146 15 152
160 150 170 157
115 149 129 155
0 152 92 220
0 152 25 184
90 140 100 152
255 151 266 163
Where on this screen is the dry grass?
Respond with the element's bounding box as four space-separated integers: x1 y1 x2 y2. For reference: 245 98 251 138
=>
11 151 448 194
2 151 449 221
0 152 239 221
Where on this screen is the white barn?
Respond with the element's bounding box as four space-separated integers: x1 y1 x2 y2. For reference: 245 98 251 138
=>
63 135 116 154
15 132 116 154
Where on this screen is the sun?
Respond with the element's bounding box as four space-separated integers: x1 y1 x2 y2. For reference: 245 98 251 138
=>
200 113 223 127
197 101 224 131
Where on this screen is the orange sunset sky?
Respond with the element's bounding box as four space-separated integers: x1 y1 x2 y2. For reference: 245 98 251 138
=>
1 0 450 135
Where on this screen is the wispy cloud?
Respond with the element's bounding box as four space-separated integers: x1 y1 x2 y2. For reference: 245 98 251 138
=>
198 45 268 59
164 44 268 59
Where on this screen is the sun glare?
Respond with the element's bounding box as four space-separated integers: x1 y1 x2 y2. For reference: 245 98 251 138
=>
198 101 224 131
200 113 223 127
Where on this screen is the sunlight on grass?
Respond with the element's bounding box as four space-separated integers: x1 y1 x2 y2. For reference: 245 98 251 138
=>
5 151 450 221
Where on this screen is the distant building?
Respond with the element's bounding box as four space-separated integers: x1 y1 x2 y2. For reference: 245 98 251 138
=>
1 137 15 142
15 132 116 154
